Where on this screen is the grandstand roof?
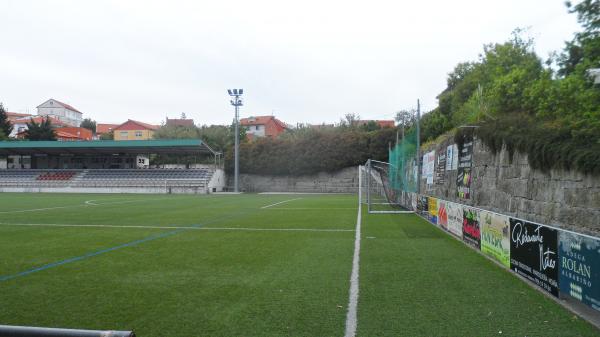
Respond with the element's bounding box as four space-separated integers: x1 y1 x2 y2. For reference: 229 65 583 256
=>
0 139 215 155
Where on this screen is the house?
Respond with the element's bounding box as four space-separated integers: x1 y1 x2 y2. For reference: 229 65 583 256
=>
113 119 159 141
240 116 288 139
37 98 83 127
12 116 70 139
166 117 194 127
6 112 33 137
6 112 33 124
96 123 119 139
355 120 395 128
54 127 93 141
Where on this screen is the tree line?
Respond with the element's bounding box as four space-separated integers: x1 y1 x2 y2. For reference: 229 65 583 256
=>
417 1 600 174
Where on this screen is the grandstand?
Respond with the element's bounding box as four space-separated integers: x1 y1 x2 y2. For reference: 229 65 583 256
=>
0 139 225 193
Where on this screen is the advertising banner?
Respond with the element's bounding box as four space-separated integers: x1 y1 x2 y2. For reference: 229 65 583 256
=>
462 208 481 249
446 202 463 238
480 211 510 268
446 144 458 171
559 232 600 311
436 152 446 185
427 197 438 224
437 200 448 230
417 196 429 216
510 218 559 297
422 151 436 185
456 141 473 199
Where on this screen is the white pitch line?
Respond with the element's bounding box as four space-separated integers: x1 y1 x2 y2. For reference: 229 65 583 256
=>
344 188 362 337
263 207 357 210
0 198 171 214
0 222 354 232
260 198 303 209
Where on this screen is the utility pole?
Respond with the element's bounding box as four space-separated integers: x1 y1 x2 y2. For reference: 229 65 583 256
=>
228 89 243 192
416 99 421 195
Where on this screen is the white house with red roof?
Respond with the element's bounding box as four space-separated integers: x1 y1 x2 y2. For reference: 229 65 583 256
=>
10 116 70 138
240 115 288 140
37 98 83 127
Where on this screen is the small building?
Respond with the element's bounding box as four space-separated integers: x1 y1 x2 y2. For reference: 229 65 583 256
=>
37 99 83 127
240 115 288 139
96 123 119 139
55 127 93 141
12 116 70 139
6 112 34 138
166 117 195 127
113 119 159 141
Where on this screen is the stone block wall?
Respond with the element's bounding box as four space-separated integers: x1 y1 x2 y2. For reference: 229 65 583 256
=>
234 167 358 193
421 136 600 236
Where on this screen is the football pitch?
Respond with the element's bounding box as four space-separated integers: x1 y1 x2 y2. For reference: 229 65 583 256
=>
0 193 597 337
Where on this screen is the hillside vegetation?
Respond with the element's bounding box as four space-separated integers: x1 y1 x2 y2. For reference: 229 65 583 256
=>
422 2 600 174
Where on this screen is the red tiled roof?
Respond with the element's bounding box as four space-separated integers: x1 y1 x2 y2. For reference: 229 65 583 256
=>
51 99 82 113
6 112 32 118
166 118 195 127
13 116 69 127
355 120 395 128
240 116 288 129
96 123 119 134
114 119 159 131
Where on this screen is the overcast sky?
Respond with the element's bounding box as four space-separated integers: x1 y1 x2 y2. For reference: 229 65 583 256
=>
0 0 581 126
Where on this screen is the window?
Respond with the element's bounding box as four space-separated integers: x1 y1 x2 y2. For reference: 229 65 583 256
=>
135 131 143 137
120 131 128 138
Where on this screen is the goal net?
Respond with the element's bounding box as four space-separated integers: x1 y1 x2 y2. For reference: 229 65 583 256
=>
360 126 418 214
360 160 415 214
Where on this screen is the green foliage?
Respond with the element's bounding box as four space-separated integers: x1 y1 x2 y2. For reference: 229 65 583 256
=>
472 114 600 175
80 118 96 133
427 7 600 175
0 128 7 141
99 131 114 140
226 127 396 175
25 117 56 141
0 103 13 138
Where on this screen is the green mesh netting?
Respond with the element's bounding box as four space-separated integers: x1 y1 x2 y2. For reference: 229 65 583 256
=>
388 127 418 193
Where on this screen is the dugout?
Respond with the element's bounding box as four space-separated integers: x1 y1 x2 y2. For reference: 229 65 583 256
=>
0 139 220 170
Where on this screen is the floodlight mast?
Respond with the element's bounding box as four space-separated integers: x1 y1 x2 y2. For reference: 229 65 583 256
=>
228 88 243 192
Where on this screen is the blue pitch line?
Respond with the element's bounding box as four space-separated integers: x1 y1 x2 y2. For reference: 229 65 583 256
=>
0 211 250 283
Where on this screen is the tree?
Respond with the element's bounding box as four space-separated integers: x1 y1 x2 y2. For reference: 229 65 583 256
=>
80 118 96 133
25 117 56 141
154 124 199 139
0 103 13 138
99 130 114 140
0 128 7 141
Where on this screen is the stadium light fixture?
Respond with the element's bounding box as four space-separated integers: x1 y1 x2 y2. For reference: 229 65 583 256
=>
228 88 244 192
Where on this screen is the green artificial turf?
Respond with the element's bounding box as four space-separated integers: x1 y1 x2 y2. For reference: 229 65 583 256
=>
0 193 596 336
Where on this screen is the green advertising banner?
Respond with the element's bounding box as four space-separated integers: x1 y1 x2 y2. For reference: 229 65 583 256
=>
480 211 510 268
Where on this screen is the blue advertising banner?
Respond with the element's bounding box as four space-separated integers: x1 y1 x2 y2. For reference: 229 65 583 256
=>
510 218 559 297
559 232 600 312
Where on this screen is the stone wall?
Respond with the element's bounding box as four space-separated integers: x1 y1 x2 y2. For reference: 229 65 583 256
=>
421 136 600 236
235 167 358 193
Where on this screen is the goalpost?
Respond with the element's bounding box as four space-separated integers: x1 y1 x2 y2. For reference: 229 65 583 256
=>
360 159 415 214
359 118 419 214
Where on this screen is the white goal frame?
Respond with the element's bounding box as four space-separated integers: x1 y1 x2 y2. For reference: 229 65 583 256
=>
360 160 414 214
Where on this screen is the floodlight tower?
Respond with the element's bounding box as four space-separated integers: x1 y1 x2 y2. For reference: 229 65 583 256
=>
228 88 243 192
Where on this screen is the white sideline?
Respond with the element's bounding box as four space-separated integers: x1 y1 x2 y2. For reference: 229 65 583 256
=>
0 222 353 232
260 198 303 209
0 198 170 214
344 167 362 337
